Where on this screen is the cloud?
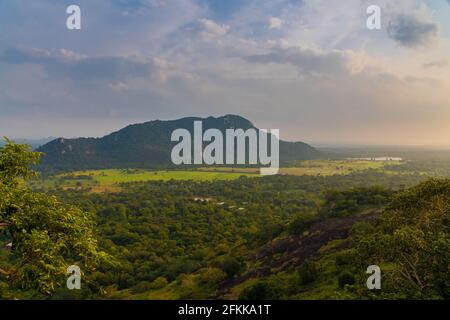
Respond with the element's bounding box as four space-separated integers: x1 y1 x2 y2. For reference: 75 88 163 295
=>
387 14 439 48
0 0 205 56
423 60 448 68
1 0 450 145
112 0 166 15
268 17 283 30
1 46 154 82
245 46 355 76
198 18 230 38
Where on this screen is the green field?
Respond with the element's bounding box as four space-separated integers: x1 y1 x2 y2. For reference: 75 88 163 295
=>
31 169 258 192
31 160 407 193
199 159 404 176
69 169 257 182
280 159 402 176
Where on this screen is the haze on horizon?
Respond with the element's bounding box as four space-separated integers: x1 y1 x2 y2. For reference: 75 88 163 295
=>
1 0 450 146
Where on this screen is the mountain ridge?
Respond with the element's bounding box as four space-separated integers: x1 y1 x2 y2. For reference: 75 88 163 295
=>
37 115 321 173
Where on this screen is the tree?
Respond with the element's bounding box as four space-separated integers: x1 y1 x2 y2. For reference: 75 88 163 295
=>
0 138 109 295
353 179 450 299
239 281 281 300
338 272 356 289
288 212 317 236
221 256 245 279
298 260 319 285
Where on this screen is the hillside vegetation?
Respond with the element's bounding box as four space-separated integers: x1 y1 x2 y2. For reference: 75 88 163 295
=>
1 140 448 300
36 115 320 173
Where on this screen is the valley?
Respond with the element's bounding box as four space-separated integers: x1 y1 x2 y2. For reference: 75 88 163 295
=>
30 159 413 193
13 154 446 300
2 0 450 305
1 125 449 301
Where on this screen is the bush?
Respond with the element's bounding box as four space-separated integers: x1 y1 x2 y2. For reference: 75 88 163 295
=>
198 268 226 286
150 276 169 289
166 259 201 280
335 252 354 267
338 272 356 289
239 281 281 300
298 260 319 285
351 222 374 237
288 213 318 236
131 281 153 294
221 257 245 279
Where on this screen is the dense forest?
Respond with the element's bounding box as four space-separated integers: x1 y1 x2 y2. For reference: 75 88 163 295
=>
0 140 449 300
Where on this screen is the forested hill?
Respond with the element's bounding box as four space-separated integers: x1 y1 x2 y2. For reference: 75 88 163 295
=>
36 115 321 172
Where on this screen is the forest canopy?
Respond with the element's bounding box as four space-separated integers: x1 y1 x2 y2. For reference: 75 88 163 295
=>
0 139 108 296
1 139 449 300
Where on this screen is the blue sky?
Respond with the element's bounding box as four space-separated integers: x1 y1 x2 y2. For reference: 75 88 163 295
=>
0 0 449 145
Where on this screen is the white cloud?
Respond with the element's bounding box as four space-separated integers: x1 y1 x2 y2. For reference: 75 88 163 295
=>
198 18 230 38
1 0 450 145
422 60 448 68
246 46 354 76
268 17 283 30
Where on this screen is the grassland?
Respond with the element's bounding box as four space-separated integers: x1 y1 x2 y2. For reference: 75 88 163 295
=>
31 169 258 193
70 169 256 182
199 159 403 176
31 160 407 193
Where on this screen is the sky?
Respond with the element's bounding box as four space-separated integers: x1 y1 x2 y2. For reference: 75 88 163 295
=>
0 0 450 145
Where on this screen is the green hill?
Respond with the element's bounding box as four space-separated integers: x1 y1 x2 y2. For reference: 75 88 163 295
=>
37 115 321 173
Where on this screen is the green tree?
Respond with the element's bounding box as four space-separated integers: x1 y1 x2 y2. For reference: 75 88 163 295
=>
239 281 281 300
288 212 317 236
221 256 245 279
298 260 319 285
0 138 109 295
354 179 450 299
338 272 356 289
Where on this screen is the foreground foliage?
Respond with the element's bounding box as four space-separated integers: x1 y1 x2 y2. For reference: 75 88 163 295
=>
0 139 108 296
353 179 450 299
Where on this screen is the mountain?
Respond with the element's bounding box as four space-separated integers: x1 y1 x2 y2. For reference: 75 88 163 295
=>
0 137 56 150
36 115 321 173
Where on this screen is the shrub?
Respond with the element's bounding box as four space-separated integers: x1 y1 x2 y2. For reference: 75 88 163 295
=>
221 257 245 279
338 272 356 289
198 268 226 286
288 213 317 236
131 281 153 294
298 260 319 285
150 276 169 289
335 251 354 267
239 281 281 300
